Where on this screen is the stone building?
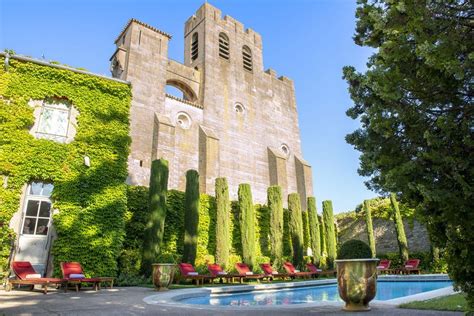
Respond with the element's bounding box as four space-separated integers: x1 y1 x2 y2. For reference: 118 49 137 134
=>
110 3 313 208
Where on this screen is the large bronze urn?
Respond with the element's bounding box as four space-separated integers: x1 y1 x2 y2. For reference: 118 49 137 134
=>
152 263 176 291
335 259 379 311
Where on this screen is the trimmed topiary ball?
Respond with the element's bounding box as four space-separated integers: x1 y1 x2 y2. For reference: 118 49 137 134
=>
338 239 372 259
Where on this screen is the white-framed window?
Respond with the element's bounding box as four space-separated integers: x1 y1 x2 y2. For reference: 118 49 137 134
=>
20 182 54 236
35 99 71 143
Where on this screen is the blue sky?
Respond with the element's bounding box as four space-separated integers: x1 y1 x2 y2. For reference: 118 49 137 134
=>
0 0 376 213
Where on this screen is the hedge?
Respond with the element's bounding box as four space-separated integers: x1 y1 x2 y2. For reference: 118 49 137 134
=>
0 57 131 278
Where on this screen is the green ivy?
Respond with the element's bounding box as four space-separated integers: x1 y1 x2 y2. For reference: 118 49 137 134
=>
0 57 131 278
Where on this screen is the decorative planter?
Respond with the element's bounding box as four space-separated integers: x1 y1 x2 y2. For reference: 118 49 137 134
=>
152 263 176 291
335 259 379 311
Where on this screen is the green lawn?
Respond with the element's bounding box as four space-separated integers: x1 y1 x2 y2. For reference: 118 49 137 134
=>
399 294 469 312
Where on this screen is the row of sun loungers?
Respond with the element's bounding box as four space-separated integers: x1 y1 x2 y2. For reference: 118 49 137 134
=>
177 262 336 285
6 261 114 294
377 259 421 274
7 258 421 293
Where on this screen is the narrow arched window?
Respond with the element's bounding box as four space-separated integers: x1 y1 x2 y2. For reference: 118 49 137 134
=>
219 33 229 60
191 33 199 61
242 45 252 72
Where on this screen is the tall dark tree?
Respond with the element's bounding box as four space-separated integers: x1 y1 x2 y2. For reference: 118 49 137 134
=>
141 159 169 276
267 186 284 267
183 170 200 265
238 184 256 268
390 193 409 262
215 177 230 268
307 197 321 264
322 200 337 268
363 200 376 258
288 193 304 269
344 0 473 305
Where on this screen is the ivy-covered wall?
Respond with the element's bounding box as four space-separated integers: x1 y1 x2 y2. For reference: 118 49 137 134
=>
0 56 131 277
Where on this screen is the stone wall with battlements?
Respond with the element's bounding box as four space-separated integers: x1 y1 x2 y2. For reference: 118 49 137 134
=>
111 3 313 208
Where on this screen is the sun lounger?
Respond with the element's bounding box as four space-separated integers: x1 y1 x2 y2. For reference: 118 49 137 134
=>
61 262 113 291
399 259 421 274
207 263 236 283
260 263 289 280
234 263 267 283
178 263 214 286
7 261 66 294
376 259 391 274
283 262 313 279
306 263 336 277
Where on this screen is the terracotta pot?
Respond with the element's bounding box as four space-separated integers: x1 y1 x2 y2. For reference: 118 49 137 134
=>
335 259 379 311
151 263 176 291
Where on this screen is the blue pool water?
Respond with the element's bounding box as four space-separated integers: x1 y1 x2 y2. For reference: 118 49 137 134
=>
180 281 452 306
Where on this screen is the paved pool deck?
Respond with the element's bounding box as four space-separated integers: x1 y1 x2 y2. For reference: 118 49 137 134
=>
0 286 462 316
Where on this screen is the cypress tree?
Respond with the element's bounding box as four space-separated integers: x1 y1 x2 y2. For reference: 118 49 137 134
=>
215 177 230 268
238 184 256 268
183 170 200 265
322 200 337 268
390 193 409 262
267 186 284 267
363 200 376 258
302 210 311 253
288 193 304 268
141 159 169 276
307 197 321 264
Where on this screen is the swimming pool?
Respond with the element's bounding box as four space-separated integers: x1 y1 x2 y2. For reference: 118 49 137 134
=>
179 281 453 306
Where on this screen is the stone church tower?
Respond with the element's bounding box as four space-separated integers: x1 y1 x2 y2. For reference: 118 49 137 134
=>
110 3 313 209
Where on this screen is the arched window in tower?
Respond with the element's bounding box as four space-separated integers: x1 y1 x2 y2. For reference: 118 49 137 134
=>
242 45 253 72
191 32 199 61
218 33 229 60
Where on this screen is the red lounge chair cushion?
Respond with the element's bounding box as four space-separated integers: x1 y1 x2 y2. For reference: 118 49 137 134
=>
306 263 322 273
377 259 391 269
208 264 226 277
404 259 420 269
61 262 84 278
12 261 38 280
235 263 251 275
260 263 275 275
283 262 297 274
179 263 197 276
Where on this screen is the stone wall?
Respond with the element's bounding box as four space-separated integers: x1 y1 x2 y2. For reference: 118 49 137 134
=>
111 3 313 207
337 217 431 254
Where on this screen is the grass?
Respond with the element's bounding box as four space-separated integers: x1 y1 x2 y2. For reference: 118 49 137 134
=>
399 293 470 312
